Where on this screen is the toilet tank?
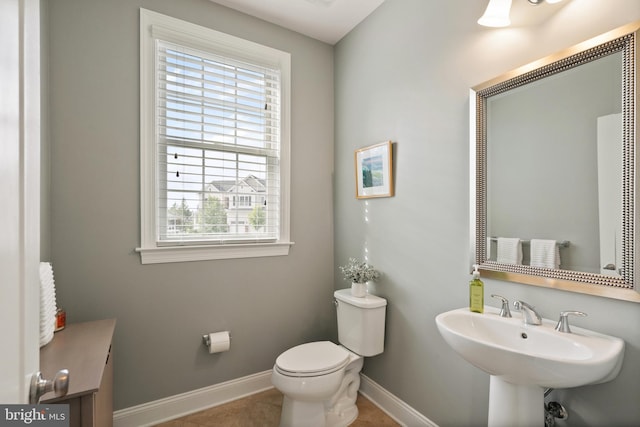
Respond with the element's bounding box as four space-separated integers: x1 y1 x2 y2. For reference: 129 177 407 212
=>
334 289 387 357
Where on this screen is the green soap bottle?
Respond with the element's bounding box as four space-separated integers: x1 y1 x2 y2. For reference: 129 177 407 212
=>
469 264 484 313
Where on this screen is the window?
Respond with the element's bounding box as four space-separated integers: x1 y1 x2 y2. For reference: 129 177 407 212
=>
138 9 292 264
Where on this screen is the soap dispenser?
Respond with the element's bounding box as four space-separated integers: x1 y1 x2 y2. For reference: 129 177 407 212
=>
469 264 484 313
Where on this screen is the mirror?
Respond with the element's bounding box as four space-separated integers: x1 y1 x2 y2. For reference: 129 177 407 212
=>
470 21 640 302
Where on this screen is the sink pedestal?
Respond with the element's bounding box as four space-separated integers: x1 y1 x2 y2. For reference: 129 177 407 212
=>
488 376 543 427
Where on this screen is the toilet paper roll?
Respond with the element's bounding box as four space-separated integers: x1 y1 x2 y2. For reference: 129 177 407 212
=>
206 331 231 354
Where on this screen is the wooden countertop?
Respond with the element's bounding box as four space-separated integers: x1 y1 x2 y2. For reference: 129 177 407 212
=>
40 318 116 402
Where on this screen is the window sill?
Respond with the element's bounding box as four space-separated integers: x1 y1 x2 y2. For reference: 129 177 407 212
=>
136 241 294 264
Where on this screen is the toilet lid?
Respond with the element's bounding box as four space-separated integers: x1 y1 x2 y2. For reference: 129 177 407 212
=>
276 341 350 376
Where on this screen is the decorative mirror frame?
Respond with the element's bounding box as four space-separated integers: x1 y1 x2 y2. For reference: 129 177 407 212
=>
470 21 640 303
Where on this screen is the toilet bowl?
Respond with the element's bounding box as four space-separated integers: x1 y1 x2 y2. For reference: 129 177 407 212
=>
271 341 363 427
271 290 387 427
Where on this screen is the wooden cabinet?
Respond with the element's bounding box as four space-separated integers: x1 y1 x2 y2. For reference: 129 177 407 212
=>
40 319 116 427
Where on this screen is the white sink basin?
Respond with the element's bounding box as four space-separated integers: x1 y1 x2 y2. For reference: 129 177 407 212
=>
435 307 624 388
435 307 625 426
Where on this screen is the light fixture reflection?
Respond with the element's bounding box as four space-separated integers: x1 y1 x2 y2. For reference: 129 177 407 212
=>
478 0 512 27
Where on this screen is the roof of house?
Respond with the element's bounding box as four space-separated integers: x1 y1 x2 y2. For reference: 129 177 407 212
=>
207 174 266 193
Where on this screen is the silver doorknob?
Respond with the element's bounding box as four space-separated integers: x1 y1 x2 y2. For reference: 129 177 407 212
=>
29 369 70 404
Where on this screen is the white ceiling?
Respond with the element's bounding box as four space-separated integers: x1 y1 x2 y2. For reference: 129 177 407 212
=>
209 0 386 45
208 0 570 45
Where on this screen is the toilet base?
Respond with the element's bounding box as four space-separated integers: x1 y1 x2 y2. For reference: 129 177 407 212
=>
324 403 358 427
325 405 358 427
276 352 364 427
325 360 361 427
280 397 328 427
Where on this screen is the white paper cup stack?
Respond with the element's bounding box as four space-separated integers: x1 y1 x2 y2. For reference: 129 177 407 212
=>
39 262 58 347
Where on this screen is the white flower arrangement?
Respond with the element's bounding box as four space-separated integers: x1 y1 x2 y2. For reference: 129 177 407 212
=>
339 258 381 284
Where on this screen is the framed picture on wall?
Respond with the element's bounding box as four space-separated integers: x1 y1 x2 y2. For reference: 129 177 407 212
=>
355 141 394 199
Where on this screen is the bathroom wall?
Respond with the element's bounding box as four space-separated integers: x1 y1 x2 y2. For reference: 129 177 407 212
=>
46 0 335 410
334 1 640 426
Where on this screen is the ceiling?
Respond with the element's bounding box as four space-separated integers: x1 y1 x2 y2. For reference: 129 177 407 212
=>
208 0 386 45
208 0 571 45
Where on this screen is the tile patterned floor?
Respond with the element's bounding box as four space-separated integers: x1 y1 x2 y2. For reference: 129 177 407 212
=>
154 388 400 427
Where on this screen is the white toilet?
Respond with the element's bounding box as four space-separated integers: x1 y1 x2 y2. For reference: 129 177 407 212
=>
271 289 387 427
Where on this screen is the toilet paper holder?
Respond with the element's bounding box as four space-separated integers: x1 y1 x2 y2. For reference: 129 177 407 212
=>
202 331 232 348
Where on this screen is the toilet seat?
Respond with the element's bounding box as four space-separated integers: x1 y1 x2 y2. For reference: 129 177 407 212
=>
275 341 350 377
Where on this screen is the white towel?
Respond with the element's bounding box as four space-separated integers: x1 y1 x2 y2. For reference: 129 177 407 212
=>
497 237 523 265
530 239 560 269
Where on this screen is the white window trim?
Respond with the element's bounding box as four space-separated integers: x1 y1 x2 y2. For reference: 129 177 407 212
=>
137 9 292 264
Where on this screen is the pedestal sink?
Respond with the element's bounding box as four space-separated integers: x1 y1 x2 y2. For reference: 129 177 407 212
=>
435 307 624 427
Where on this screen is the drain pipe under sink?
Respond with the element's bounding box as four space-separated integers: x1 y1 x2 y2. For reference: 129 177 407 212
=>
544 388 569 427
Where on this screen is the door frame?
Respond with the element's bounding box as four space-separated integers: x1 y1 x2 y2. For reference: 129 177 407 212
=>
0 0 41 404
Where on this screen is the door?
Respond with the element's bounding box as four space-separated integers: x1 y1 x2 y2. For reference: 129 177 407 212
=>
0 0 41 404
597 113 623 276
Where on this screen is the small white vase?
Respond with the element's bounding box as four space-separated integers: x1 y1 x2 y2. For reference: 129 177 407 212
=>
351 282 367 297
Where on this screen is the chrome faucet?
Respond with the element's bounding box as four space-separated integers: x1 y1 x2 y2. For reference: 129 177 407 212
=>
513 300 542 326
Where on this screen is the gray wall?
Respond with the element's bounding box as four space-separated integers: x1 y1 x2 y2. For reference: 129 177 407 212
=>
334 1 640 426
46 0 335 410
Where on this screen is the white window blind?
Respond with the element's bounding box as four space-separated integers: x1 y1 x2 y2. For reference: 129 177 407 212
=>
138 9 292 264
156 41 281 244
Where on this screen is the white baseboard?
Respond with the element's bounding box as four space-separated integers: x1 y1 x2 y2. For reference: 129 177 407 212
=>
113 370 438 427
113 371 273 427
359 374 438 427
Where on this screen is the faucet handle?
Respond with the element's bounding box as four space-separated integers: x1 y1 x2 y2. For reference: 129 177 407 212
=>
555 311 587 333
491 294 512 317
